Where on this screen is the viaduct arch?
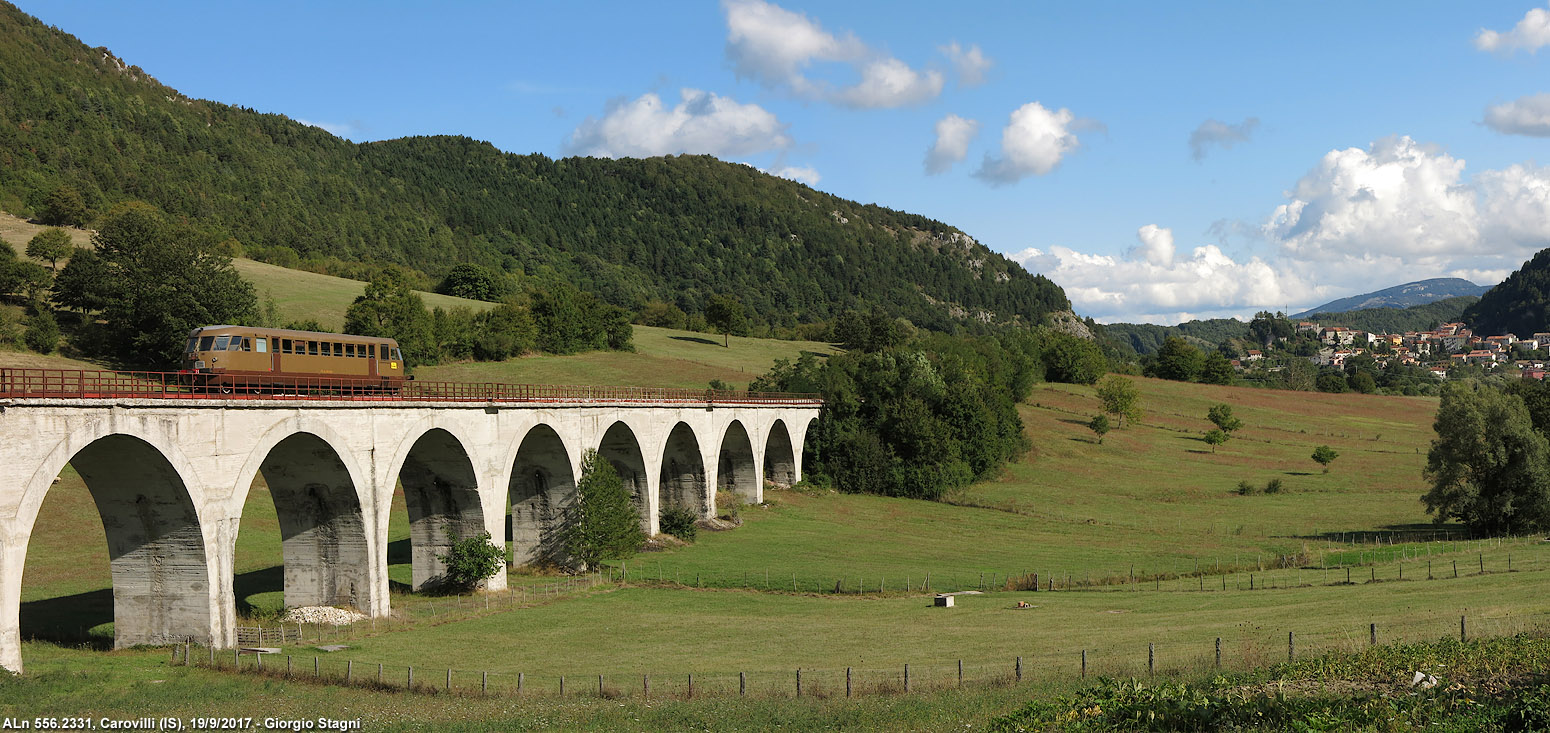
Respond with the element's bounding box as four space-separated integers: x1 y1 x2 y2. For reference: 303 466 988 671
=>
0 396 820 673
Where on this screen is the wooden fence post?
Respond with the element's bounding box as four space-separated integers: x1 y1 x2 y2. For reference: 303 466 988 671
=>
1288 631 1295 663
1461 615 1467 642
644 674 649 699
1082 649 1088 678
407 666 413 689
447 669 453 692
794 669 799 698
314 656 318 678
904 663 911 692
1215 637 1221 669
286 655 291 678
1148 643 1155 676
740 671 746 697
345 660 352 684
377 663 382 684
958 659 963 686
688 673 694 699
483 671 488 696
1015 656 1022 682
1369 623 1377 646
846 667 852 698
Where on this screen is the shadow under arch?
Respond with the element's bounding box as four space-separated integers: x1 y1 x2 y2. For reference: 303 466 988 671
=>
22 434 212 649
598 421 650 529
508 424 576 567
397 428 485 591
718 420 758 503
660 422 708 517
762 419 796 489
257 433 372 608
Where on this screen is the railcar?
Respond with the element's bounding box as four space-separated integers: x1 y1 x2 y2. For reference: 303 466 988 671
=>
182 325 407 393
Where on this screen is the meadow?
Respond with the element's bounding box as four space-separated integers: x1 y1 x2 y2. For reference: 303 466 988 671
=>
7 240 1550 728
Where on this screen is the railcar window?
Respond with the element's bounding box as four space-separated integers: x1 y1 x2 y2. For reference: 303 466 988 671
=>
256 338 268 354
308 341 319 356
185 338 197 353
199 336 215 351
239 338 251 352
321 343 332 357
334 343 343 356
213 335 230 351
368 344 376 358
391 347 403 361
280 339 291 354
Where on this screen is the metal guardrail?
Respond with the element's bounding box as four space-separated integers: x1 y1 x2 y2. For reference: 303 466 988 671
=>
0 368 823 406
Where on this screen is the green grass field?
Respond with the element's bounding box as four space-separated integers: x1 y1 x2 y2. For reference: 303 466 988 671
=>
10 244 1550 727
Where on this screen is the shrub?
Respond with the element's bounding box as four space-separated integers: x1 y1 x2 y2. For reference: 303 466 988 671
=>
1236 480 1256 495
1265 478 1285 494
435 531 504 592
24 310 59 354
658 504 698 542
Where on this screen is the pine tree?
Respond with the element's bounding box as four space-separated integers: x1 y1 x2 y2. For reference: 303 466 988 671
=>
563 450 645 568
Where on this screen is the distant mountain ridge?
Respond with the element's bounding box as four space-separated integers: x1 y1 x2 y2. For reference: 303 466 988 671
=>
1293 278 1488 318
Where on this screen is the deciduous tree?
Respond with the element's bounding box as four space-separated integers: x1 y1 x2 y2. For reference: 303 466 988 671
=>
1088 414 1110 444
1311 445 1338 473
1096 375 1143 427
705 294 747 347
25 228 71 270
1423 383 1550 534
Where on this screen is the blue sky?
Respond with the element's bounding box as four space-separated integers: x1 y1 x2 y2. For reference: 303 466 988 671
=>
19 1 1550 323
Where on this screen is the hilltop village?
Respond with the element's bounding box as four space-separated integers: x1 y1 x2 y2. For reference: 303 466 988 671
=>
1245 321 1550 380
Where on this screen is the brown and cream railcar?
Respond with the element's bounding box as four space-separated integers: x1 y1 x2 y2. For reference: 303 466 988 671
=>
183 325 407 391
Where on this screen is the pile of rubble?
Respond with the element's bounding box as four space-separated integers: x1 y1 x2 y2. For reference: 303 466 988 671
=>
281 606 367 626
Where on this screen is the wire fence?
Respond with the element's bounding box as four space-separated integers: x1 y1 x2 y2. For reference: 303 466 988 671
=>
598 533 1549 597
174 609 1550 700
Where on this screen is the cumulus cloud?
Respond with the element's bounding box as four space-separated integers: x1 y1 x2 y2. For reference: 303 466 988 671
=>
833 58 944 108
924 114 980 174
1475 4 1550 53
1484 93 1550 136
1264 136 1481 261
1007 137 1550 323
565 88 790 158
974 102 1081 184
941 41 992 86
1189 117 1259 161
722 0 945 108
1010 233 1318 325
1130 224 1175 267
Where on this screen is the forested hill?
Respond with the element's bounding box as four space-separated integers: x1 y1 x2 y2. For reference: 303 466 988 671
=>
0 3 1068 332
1463 248 1550 337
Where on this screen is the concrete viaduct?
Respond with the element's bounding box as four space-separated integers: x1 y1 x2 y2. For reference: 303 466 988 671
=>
0 386 821 673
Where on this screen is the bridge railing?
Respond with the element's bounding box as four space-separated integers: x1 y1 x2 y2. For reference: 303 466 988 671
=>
0 368 823 406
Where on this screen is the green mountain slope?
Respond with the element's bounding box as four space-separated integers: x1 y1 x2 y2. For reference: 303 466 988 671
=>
0 2 1067 332
1463 248 1550 337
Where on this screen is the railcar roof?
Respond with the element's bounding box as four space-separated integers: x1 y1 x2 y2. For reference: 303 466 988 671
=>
187 325 398 342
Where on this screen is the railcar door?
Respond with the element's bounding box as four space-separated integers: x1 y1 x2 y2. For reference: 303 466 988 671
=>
368 343 380 378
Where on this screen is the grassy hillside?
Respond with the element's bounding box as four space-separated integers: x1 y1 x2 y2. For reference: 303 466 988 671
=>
0 2 1069 332
234 257 492 330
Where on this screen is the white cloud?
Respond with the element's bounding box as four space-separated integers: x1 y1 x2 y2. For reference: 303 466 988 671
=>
1475 4 1550 53
1189 117 1259 161
565 88 790 158
941 41 992 86
924 114 979 174
1010 237 1318 325
765 165 822 186
1484 93 1550 136
1130 224 1175 267
833 58 944 108
975 102 1081 184
722 0 945 108
1003 135 1550 324
1264 136 1481 261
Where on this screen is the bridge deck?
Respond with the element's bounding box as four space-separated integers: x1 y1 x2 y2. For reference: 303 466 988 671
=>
0 368 822 406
